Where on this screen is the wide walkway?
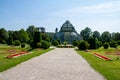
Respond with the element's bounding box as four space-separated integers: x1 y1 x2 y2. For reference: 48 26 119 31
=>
0 48 105 80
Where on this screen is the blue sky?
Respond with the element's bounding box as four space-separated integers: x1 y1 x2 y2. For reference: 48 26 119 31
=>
0 0 120 33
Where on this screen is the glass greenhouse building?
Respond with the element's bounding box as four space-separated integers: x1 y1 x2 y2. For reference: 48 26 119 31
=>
53 20 81 44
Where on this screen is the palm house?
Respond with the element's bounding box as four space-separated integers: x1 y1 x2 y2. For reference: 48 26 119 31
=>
53 20 81 44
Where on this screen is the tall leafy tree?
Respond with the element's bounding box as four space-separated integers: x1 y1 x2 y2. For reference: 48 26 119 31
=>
92 31 100 40
32 32 42 48
7 36 13 45
18 29 29 43
88 37 97 49
80 27 92 41
0 28 9 43
26 25 39 40
8 30 14 36
112 32 120 41
101 31 111 42
12 31 20 41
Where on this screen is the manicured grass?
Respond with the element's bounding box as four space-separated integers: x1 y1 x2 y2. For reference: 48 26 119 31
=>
0 45 53 72
92 47 120 60
76 48 120 80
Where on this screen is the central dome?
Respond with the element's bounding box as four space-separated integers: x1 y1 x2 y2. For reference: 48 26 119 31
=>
52 20 81 44
60 20 75 32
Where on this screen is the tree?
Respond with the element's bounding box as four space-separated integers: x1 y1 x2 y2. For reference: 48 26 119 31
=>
112 32 120 41
92 31 100 40
55 28 58 33
32 32 42 48
88 37 97 49
40 27 45 33
80 27 92 41
18 29 29 43
8 30 14 36
109 41 118 48
0 28 9 43
7 36 13 45
12 31 20 41
101 31 111 42
26 25 39 40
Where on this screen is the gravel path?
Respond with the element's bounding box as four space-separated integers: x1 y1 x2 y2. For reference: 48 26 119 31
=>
0 48 105 80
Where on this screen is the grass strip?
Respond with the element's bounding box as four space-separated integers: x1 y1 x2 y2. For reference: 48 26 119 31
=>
0 48 53 72
76 49 120 80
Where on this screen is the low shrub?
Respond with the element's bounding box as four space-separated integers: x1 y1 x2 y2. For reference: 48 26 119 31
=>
21 43 25 48
88 37 97 49
96 41 102 48
52 40 59 46
73 40 78 46
14 40 21 46
78 40 89 50
103 43 109 49
41 40 50 49
109 41 118 48
37 43 41 48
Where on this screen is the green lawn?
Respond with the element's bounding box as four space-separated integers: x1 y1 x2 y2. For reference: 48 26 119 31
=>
0 45 53 72
76 47 120 80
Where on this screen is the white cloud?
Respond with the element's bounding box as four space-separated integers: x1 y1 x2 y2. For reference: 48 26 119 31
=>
50 1 120 16
45 1 120 33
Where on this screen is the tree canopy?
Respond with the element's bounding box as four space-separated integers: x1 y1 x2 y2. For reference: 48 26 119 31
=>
80 27 92 41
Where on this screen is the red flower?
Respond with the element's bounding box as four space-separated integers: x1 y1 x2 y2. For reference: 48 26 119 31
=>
94 53 111 60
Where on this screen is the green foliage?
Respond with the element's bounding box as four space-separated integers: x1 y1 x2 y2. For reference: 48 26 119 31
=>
45 37 50 42
117 41 120 45
0 28 9 43
12 42 15 45
52 40 59 46
112 32 120 41
109 41 118 48
96 41 102 48
80 27 91 41
41 40 50 49
26 25 39 40
77 49 120 80
21 43 26 48
92 31 100 40
73 40 78 46
12 31 19 41
64 41 67 46
41 33 48 41
14 40 21 46
0 46 52 72
18 29 29 43
101 31 111 42
7 36 13 45
88 37 97 49
33 32 42 48
37 43 41 48
78 40 89 50
103 43 109 49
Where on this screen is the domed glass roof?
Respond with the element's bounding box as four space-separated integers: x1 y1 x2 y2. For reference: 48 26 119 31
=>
60 20 75 32
53 20 81 44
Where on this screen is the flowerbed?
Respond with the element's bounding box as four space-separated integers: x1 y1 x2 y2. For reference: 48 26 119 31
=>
93 53 111 61
105 52 120 55
6 52 28 59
